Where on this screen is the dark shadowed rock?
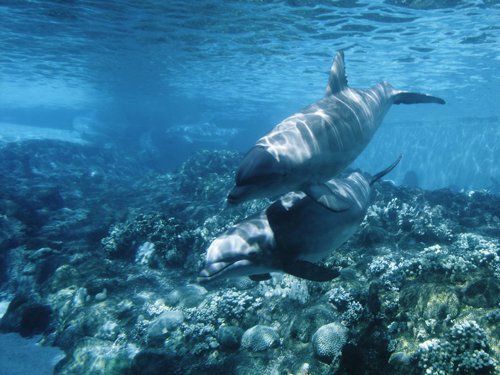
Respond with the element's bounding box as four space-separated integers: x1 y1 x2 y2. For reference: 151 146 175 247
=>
0 295 52 337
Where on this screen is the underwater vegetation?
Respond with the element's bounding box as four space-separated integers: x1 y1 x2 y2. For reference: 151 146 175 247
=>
0 140 498 374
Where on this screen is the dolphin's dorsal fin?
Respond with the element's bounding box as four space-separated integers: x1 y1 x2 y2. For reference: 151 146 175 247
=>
283 260 340 281
303 182 352 212
325 51 348 96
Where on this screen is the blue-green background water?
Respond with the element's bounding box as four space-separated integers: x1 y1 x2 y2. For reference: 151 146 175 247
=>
1 0 499 190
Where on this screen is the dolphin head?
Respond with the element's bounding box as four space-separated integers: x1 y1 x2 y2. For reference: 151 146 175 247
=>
198 216 276 283
228 146 289 204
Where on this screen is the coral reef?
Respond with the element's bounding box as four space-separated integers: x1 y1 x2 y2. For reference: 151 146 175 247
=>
0 141 498 374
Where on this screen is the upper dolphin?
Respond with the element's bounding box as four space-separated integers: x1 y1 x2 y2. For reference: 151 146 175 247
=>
228 51 444 204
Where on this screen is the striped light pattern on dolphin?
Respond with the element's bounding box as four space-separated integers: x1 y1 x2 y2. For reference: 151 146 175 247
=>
228 51 444 203
200 157 401 283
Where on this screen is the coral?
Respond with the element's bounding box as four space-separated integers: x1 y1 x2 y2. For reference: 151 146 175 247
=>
175 150 240 204
59 337 138 375
311 322 348 364
167 288 264 356
363 197 455 246
415 320 497 375
135 242 155 265
184 288 262 325
258 274 310 305
101 214 196 268
241 325 280 352
2 145 499 374
327 286 364 325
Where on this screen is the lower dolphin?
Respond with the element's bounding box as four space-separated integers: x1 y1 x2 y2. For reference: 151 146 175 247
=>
199 157 401 283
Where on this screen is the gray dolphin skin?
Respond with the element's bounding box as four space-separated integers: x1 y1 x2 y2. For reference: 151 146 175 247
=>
228 51 444 204
199 157 401 283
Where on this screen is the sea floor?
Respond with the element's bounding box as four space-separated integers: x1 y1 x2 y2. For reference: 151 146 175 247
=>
0 139 498 374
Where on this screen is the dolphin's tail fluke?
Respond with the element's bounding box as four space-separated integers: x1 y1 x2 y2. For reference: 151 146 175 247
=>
392 91 445 105
370 155 402 185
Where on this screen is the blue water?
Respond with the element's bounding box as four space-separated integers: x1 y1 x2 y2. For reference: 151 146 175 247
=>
1 0 499 189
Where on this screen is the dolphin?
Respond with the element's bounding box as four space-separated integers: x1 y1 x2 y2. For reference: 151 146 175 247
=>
228 51 444 204
199 156 401 283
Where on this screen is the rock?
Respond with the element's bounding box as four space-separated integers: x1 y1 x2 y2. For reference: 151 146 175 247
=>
19 303 52 337
176 284 207 308
54 322 86 350
95 288 108 302
290 304 337 343
28 248 66 285
49 264 80 291
312 322 348 364
130 349 181 375
217 325 244 351
147 310 184 343
241 325 280 352
463 278 500 308
0 295 52 337
423 290 460 321
165 289 181 307
389 351 412 371
164 285 207 308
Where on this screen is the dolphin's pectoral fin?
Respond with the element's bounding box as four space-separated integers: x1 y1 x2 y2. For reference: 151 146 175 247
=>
393 91 445 105
283 260 340 282
303 183 352 212
249 273 272 282
325 51 348 96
